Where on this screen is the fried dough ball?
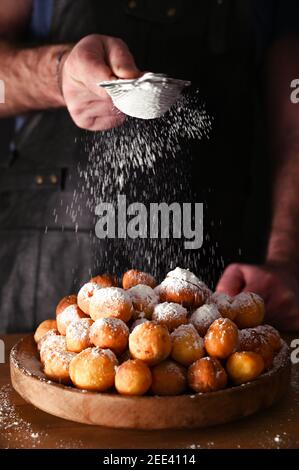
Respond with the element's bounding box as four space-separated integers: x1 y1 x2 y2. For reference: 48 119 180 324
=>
204 318 239 360
209 292 237 321
89 287 133 323
34 319 57 344
65 318 94 353
77 282 101 315
39 330 66 363
152 302 188 332
56 295 77 316
90 273 118 287
128 284 159 319
254 325 282 352
189 304 221 336
56 304 87 336
43 349 76 384
115 359 152 396
226 351 265 385
89 318 129 355
129 322 171 366
122 269 157 290
188 357 228 393
238 328 274 369
171 324 205 367
69 347 118 391
233 292 265 328
151 360 187 396
159 267 208 308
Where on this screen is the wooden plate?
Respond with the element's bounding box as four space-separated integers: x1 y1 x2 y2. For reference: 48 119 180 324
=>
10 335 291 430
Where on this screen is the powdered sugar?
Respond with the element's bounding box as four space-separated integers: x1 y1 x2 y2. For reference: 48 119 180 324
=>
190 304 221 336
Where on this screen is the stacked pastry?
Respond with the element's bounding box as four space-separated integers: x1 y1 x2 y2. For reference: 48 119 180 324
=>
34 267 283 396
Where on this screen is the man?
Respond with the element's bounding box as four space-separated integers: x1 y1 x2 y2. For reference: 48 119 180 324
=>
0 0 298 332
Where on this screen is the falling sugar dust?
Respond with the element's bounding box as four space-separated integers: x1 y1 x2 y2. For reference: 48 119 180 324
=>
54 89 225 286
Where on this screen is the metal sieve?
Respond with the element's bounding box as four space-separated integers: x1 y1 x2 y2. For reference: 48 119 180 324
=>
98 72 191 120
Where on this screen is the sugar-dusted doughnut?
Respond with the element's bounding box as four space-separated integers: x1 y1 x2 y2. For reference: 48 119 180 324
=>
233 292 265 328
128 284 159 319
65 318 94 353
254 324 282 352
77 282 102 315
238 328 274 369
89 287 133 323
129 322 171 366
171 324 205 366
43 349 76 384
115 359 152 396
189 304 221 336
56 304 87 335
122 269 157 290
151 360 187 396
204 318 239 359
56 294 77 316
226 351 265 385
209 292 237 321
152 302 188 332
90 273 118 287
39 330 66 363
69 347 118 391
34 319 57 344
188 357 228 393
159 267 208 308
89 318 129 355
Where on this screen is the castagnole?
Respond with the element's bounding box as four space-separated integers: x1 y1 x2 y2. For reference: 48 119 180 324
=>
34 319 57 344
152 302 188 332
204 318 239 360
171 324 205 366
226 351 265 385
188 357 228 393
122 269 157 290
151 360 187 396
77 282 101 315
115 359 152 396
159 268 209 308
89 287 133 323
128 284 159 319
56 304 87 336
129 322 171 366
65 318 94 353
69 347 118 391
89 317 129 355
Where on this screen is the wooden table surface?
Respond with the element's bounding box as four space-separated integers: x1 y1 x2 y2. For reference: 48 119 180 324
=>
0 334 299 449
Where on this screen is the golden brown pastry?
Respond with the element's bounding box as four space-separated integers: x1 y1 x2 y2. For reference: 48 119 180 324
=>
115 359 152 396
39 329 66 363
238 328 274 369
128 284 159 319
171 324 205 366
89 287 133 323
56 295 77 316
152 302 188 332
226 351 265 385
151 360 187 396
65 318 94 353
209 292 237 320
34 319 57 344
89 317 129 355
56 304 87 336
129 322 171 366
188 357 228 393
159 267 208 308
77 282 101 315
233 292 265 328
254 324 282 352
122 269 157 290
90 273 118 287
43 349 76 384
204 318 239 360
69 347 118 391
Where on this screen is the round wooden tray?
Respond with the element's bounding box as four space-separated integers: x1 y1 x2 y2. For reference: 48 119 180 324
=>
10 335 291 430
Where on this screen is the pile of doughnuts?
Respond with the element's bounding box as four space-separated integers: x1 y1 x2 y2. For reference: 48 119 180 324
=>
34 267 283 396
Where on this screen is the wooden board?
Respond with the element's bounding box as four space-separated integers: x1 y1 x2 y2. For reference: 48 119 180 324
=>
10 335 291 430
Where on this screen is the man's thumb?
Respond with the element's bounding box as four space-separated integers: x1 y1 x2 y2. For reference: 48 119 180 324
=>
216 263 245 296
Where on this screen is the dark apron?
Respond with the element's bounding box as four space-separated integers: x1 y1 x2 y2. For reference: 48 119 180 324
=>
0 0 258 333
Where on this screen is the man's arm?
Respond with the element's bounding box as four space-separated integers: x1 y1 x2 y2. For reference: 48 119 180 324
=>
0 0 140 129
217 35 299 331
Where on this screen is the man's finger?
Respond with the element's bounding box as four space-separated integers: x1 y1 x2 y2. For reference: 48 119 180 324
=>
104 36 140 79
216 263 245 296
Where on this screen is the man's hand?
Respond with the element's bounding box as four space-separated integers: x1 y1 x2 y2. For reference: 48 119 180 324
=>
216 263 299 331
61 34 140 131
